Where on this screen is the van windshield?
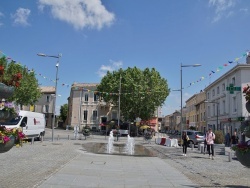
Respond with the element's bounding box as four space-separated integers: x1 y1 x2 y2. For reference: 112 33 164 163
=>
0 116 22 126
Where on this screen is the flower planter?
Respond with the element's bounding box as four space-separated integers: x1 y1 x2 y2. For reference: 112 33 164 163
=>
0 83 14 99
235 150 250 168
0 135 15 153
246 101 250 113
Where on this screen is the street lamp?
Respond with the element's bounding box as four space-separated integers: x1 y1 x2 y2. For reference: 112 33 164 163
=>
37 53 62 142
117 75 121 141
204 100 219 130
180 64 201 140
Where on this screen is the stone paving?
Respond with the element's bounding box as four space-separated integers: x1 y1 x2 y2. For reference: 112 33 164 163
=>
0 128 249 188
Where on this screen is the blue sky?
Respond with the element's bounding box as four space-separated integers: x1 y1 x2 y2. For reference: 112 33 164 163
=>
0 0 250 116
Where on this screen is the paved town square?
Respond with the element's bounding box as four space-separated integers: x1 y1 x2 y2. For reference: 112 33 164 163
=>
0 128 250 188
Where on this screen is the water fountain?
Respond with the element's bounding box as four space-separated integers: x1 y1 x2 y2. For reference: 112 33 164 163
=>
107 130 114 154
125 135 135 155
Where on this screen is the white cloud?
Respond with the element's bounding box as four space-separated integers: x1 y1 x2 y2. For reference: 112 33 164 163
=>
38 0 115 30
11 8 31 26
240 8 248 13
97 60 123 77
208 0 236 23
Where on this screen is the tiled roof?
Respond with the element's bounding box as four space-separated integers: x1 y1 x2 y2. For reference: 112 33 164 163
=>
71 83 99 90
72 83 99 87
40 86 55 93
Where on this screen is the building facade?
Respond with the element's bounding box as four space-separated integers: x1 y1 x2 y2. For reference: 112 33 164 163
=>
204 62 250 135
23 86 55 128
185 94 198 130
67 83 118 131
195 91 206 132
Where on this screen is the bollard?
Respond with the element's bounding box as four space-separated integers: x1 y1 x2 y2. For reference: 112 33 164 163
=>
191 144 194 150
200 145 204 153
228 152 232 162
57 135 60 140
41 136 44 143
68 135 70 140
31 137 34 145
198 143 200 151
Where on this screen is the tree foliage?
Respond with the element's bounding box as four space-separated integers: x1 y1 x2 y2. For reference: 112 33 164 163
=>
59 103 68 123
97 67 169 121
9 67 41 108
0 57 41 108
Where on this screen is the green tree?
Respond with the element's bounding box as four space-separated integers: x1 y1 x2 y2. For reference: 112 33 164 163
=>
97 67 169 121
59 104 68 123
0 57 42 108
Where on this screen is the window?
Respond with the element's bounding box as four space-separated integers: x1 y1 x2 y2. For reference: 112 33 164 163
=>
208 106 211 117
232 77 235 85
233 97 237 112
83 110 88 121
112 111 118 119
222 83 225 91
85 94 88 102
217 86 220 95
218 102 220 115
93 110 97 120
207 92 210 100
213 104 216 116
46 95 50 102
94 94 99 102
212 89 215 96
45 105 49 113
222 100 225 114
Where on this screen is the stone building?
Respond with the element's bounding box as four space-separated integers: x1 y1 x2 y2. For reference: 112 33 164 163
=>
67 83 118 131
23 86 55 128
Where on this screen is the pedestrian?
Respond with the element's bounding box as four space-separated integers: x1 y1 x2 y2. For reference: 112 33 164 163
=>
203 130 208 155
206 128 215 160
231 131 239 147
182 132 189 156
225 132 231 147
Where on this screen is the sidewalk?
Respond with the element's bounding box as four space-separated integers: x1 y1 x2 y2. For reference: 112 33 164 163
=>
37 131 198 188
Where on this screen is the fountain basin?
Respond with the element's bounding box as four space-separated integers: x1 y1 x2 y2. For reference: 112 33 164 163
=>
82 142 157 157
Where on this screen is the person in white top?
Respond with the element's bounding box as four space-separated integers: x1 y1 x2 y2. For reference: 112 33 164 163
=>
206 128 216 160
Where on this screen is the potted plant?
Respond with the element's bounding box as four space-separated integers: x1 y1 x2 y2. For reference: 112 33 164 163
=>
0 126 26 153
243 84 250 113
232 140 250 168
231 120 250 168
82 125 91 139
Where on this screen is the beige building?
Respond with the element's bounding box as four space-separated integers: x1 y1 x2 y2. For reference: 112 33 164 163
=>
67 83 119 131
185 94 197 130
194 91 206 132
23 86 55 128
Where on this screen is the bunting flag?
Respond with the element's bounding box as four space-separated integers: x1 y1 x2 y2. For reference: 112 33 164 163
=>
186 51 249 88
1 50 249 94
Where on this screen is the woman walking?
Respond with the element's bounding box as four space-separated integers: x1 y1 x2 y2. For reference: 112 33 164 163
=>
206 128 215 160
182 132 189 156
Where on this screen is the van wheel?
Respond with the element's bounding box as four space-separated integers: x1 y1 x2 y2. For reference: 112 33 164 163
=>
36 133 42 141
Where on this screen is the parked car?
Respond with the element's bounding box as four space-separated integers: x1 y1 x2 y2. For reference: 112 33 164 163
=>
170 130 204 147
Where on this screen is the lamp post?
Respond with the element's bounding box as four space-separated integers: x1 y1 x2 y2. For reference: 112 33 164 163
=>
117 75 122 141
180 64 201 140
37 53 62 142
204 100 219 130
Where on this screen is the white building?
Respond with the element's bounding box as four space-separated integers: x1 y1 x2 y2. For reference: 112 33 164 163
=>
204 58 250 134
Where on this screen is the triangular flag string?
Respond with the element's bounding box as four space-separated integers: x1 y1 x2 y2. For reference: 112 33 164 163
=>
1 50 249 94
186 51 249 88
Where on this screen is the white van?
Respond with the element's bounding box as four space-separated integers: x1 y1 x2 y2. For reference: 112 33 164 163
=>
2 110 45 140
